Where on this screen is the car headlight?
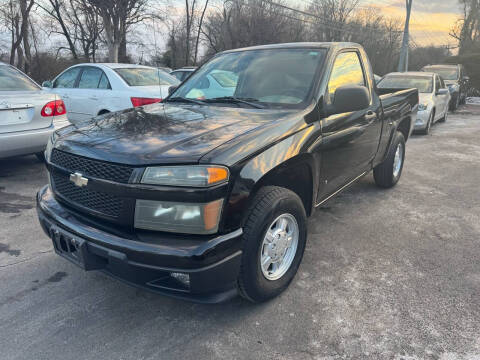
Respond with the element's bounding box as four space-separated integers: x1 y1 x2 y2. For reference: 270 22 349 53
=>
134 198 224 234
418 104 428 111
141 165 229 187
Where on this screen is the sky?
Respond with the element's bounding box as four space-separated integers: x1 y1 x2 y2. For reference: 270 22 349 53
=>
0 0 465 61
362 0 463 48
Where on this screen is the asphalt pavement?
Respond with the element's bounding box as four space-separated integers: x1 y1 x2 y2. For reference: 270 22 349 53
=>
1 105 480 360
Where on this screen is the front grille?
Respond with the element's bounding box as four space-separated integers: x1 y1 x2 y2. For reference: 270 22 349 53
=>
51 149 133 183
52 172 124 218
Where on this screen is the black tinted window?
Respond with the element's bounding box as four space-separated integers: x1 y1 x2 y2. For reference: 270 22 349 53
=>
328 52 366 102
54 67 81 88
0 65 39 91
78 67 103 89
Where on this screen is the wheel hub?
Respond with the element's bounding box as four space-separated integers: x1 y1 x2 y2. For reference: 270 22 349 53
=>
260 213 299 281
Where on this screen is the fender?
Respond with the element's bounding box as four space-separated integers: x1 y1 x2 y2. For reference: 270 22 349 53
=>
221 124 321 232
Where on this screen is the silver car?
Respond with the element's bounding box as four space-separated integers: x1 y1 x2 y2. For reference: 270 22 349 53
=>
0 62 69 160
377 72 450 135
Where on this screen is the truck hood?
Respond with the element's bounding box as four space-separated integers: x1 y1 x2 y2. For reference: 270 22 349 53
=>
54 103 296 166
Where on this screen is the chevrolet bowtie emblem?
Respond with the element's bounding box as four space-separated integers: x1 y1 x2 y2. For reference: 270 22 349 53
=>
69 172 88 187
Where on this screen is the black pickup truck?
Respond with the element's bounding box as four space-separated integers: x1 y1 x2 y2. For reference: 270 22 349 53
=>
37 43 418 303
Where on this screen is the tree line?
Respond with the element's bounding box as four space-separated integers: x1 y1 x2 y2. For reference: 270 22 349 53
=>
1 0 479 90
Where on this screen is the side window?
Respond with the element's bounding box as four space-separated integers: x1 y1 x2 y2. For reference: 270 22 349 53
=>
98 73 111 89
53 67 81 88
78 67 103 89
327 52 366 102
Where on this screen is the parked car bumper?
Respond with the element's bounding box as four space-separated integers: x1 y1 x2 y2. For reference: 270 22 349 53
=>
0 118 70 159
36 185 242 303
414 110 430 130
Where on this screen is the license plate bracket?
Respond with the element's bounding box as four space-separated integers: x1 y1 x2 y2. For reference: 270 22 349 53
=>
49 225 106 271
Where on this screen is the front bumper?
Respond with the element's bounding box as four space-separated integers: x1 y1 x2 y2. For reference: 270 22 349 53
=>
414 110 430 130
37 185 243 303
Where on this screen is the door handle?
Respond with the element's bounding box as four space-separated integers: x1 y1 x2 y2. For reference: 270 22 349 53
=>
62 95 69 99
89 96 99 100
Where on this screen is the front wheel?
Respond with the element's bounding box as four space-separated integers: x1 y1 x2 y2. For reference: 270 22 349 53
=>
237 186 307 303
373 131 406 188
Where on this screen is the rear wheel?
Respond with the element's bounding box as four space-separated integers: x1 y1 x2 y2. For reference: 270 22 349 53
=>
373 131 405 188
237 186 307 303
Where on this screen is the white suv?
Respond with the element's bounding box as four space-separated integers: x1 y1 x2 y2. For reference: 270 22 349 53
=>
43 63 179 123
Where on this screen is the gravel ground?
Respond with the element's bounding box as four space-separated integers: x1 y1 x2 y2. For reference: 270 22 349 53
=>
1 105 480 360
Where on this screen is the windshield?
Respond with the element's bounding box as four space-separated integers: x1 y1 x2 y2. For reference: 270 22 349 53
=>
0 65 40 91
378 76 433 93
115 68 179 86
423 67 458 80
169 48 327 108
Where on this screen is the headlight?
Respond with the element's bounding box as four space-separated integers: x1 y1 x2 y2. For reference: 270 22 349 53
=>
418 104 428 111
141 165 229 187
134 198 224 234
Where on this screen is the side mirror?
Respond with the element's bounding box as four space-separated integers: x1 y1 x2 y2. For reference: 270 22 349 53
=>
168 85 178 96
328 85 370 116
463 76 470 82
42 80 53 88
437 88 449 95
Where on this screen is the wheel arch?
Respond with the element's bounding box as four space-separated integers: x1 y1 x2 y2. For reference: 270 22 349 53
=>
246 154 316 218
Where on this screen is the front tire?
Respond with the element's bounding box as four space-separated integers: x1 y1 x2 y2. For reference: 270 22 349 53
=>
374 131 406 188
438 107 448 123
419 111 433 135
237 186 307 303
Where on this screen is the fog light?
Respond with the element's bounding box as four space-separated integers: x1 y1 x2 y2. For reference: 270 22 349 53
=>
171 272 190 287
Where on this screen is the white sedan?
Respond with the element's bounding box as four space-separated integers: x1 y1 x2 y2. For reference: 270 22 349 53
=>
378 71 450 135
42 63 179 123
0 62 69 160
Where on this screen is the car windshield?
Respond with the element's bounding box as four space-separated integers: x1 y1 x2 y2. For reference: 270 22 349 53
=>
170 48 327 108
423 67 458 80
0 65 40 91
115 68 179 86
378 76 433 93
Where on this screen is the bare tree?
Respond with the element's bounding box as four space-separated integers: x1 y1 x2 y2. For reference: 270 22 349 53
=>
87 0 147 62
1 0 35 72
450 0 480 55
37 0 79 58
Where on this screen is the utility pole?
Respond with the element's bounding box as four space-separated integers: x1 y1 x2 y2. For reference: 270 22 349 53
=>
398 0 413 72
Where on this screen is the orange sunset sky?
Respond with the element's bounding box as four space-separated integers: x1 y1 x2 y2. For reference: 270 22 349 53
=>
362 0 463 48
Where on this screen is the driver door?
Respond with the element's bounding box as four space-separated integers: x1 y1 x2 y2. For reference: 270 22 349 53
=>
317 50 381 202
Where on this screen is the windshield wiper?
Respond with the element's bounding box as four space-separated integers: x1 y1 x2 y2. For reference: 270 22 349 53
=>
166 97 206 105
203 97 266 109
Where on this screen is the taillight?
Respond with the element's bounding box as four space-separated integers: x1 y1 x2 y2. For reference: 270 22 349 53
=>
41 100 67 117
131 97 162 107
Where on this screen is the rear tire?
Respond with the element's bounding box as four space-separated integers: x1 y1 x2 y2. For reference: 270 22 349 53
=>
374 131 406 188
237 186 307 303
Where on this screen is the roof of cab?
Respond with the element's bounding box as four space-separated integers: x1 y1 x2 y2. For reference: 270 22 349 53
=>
423 64 459 69
221 42 361 54
386 71 435 78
